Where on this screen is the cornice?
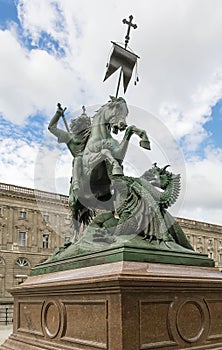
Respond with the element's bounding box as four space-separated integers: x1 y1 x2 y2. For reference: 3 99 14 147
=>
177 217 222 234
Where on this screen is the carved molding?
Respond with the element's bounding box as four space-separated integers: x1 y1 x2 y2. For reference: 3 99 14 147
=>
38 226 54 233
41 300 65 339
39 298 108 349
15 224 31 230
168 296 210 346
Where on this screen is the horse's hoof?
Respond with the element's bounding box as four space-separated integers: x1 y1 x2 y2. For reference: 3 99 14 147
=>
140 140 151 150
112 165 124 176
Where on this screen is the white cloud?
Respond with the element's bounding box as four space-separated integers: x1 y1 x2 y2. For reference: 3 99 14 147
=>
160 71 222 151
17 0 66 48
0 138 37 187
0 25 86 123
0 134 72 197
34 142 72 194
179 146 222 224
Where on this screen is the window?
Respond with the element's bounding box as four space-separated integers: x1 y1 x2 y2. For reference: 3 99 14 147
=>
208 239 213 245
209 252 213 259
16 257 29 267
16 276 27 285
19 210 26 219
42 234 49 249
43 214 49 222
18 232 26 246
219 254 222 263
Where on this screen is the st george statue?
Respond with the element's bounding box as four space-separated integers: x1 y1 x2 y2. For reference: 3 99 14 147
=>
48 96 193 254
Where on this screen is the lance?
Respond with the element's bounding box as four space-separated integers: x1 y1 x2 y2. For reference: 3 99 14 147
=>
57 103 69 132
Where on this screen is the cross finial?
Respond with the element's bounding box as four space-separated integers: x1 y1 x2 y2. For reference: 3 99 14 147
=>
122 15 137 49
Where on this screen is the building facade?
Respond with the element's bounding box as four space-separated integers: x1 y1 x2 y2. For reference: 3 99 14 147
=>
0 182 72 314
177 217 222 268
0 182 222 316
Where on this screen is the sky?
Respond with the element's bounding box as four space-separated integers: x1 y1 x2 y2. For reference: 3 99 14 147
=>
0 0 222 225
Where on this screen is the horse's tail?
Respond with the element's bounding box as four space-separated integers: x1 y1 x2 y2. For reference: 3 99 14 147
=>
71 199 95 242
77 200 95 226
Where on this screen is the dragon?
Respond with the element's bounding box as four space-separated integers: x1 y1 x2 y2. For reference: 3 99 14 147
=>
90 163 193 251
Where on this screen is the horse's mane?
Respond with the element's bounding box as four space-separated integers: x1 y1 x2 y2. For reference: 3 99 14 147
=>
68 96 127 150
95 96 127 115
69 97 127 133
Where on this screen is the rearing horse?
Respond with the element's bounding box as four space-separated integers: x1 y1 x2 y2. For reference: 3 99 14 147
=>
48 96 150 241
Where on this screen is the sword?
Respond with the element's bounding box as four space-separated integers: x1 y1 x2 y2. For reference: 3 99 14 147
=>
57 103 69 132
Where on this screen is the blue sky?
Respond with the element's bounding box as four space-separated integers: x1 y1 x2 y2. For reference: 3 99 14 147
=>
0 0 18 26
205 100 222 148
0 0 222 225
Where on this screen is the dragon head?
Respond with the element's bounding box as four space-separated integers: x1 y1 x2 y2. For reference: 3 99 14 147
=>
142 163 181 208
142 164 172 189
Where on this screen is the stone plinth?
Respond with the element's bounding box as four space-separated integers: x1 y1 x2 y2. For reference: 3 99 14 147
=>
2 261 222 350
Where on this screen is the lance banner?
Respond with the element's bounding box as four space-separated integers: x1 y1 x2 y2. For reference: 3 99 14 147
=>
104 42 139 93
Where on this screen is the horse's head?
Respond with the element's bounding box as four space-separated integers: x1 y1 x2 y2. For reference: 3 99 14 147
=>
105 96 128 134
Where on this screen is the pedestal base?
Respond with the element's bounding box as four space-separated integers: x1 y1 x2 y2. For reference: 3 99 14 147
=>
2 261 222 350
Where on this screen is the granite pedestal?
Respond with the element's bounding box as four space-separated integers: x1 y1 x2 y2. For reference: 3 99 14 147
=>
2 260 222 350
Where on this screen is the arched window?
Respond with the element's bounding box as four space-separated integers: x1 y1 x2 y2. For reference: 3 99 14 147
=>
15 257 30 267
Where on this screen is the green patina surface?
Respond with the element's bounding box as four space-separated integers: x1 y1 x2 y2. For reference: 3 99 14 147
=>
31 235 214 276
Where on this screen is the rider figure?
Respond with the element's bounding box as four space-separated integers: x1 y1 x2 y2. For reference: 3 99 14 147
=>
48 104 91 193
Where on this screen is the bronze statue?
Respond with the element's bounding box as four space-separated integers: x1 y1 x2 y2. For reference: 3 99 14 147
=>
48 97 193 253
48 96 151 242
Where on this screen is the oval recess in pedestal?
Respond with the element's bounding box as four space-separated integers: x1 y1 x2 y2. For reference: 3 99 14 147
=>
168 297 210 346
176 301 204 342
42 301 61 339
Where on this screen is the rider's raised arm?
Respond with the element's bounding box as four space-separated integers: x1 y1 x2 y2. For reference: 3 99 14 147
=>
48 106 72 144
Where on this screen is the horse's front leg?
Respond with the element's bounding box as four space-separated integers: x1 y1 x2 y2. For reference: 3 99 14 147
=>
129 126 151 150
117 126 151 162
116 126 135 162
133 126 151 150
